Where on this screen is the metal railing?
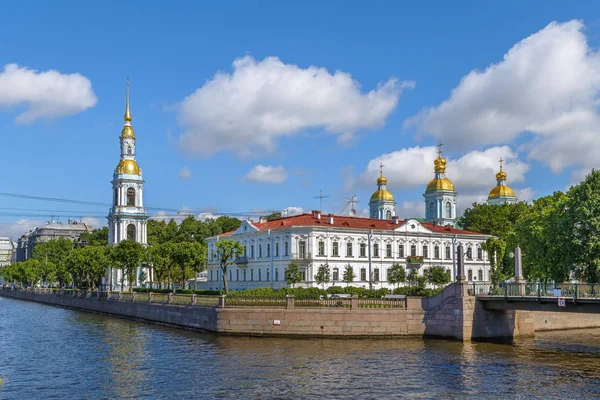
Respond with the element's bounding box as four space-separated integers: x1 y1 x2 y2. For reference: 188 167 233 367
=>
472 282 600 300
357 298 406 309
295 298 352 308
291 252 312 261
225 297 287 307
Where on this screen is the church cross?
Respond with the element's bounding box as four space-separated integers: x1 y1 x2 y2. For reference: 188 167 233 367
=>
437 141 443 157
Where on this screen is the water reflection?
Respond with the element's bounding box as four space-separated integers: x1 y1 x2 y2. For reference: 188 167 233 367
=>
1 297 600 399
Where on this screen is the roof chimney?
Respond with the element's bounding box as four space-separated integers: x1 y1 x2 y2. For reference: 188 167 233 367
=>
259 216 267 223
328 213 334 224
392 216 399 225
312 210 321 220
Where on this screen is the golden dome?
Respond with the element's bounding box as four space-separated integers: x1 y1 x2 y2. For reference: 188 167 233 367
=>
116 159 140 175
377 175 387 185
434 156 447 173
370 190 395 202
426 177 455 192
121 125 135 139
496 170 507 181
488 185 515 198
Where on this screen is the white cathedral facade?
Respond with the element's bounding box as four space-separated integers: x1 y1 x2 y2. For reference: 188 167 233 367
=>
105 80 149 290
205 147 499 291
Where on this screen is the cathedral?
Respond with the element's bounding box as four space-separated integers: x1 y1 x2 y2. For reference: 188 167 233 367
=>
204 144 515 291
105 80 149 289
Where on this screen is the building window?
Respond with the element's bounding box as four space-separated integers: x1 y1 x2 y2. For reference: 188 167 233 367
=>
360 268 367 281
360 243 366 257
333 268 339 281
258 244 262 258
372 210 377 218
332 241 339 256
423 245 428 259
299 241 307 257
266 268 270 281
446 202 452 218
399 244 404 258
429 202 435 218
127 224 136 241
275 243 279 257
468 269 473 281
251 269 254 281
236 269 239 281
114 188 118 206
466 247 473 260
284 242 289 256
374 243 379 257
374 269 380 282
477 247 483 260
250 245 254 258
411 244 417 256
386 210 392 219
318 241 325 256
243 246 247 256
229 270 232 282
386 244 392 258
434 245 440 259
275 268 279 281
445 246 451 259
243 270 247 281
258 269 262 281
346 242 353 257
127 188 136 207
210 270 213 281
478 269 483 281
301 270 306 281
267 243 270 257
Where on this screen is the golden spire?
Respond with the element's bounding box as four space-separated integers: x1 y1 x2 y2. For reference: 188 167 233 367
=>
496 157 507 181
434 140 447 173
124 77 132 123
377 162 387 185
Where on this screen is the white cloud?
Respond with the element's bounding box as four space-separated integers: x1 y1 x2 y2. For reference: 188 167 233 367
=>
283 206 303 216
405 20 600 177
359 145 528 192
0 64 97 123
177 55 413 158
244 164 288 184
515 188 535 203
396 201 424 220
178 167 192 181
80 217 103 229
0 219 42 241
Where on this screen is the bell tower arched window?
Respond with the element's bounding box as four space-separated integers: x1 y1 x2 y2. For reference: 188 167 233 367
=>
385 210 392 219
114 188 118 206
127 188 136 206
127 224 136 241
429 202 435 218
127 146 132 155
446 202 452 218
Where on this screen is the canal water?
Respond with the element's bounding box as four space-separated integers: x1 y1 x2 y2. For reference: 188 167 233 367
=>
1 297 599 399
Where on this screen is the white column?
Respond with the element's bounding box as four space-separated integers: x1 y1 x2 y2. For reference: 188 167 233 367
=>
139 186 143 207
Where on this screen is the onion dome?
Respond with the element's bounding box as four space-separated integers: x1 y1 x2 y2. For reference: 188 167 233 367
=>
426 143 455 193
488 158 515 198
370 163 395 202
115 159 140 175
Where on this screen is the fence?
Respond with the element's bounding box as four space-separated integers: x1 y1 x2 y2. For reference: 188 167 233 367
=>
0 288 407 310
472 282 600 300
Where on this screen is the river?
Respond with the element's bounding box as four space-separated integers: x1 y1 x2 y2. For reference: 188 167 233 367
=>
0 296 599 399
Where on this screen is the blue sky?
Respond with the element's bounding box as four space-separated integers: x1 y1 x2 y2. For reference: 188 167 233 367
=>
1 0 599 238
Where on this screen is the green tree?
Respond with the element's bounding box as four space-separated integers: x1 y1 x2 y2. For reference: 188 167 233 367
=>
406 268 425 295
516 191 570 283
285 262 302 288
265 211 282 221
171 241 207 289
564 170 600 282
78 227 109 247
65 246 110 289
112 240 144 292
481 238 506 287
32 238 74 287
314 263 330 290
214 239 244 294
342 264 355 287
387 263 406 288
425 266 450 288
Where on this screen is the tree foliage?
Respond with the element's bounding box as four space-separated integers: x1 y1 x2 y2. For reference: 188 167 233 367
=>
285 262 303 288
215 239 244 294
342 264 355 286
387 263 406 288
424 266 450 288
314 263 330 289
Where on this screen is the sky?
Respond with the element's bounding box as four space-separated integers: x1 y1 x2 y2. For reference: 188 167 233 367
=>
1 0 600 239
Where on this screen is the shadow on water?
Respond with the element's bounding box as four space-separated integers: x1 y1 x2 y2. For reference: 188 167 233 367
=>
2 297 600 399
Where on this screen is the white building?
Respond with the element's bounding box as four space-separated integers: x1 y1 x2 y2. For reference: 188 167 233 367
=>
105 79 149 290
206 149 492 291
0 237 15 285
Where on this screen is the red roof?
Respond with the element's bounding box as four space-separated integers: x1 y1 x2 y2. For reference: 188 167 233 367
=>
218 213 484 236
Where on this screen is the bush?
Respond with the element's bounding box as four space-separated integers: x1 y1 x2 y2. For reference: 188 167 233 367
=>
326 286 345 294
133 288 222 295
392 286 443 297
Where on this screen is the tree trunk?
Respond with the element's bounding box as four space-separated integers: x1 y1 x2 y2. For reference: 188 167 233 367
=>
120 268 124 292
221 265 229 294
149 265 153 290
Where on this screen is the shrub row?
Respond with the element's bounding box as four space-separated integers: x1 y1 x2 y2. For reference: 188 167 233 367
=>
133 288 222 296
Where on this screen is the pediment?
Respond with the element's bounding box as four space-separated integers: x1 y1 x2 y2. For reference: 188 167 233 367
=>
394 219 432 234
232 220 259 235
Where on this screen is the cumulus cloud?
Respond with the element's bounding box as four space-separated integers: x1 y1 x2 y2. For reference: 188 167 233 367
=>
283 206 304 216
405 20 600 178
0 64 97 123
178 167 192 181
177 55 413 158
0 219 42 241
244 164 288 184
396 201 424 220
359 145 528 192
80 217 103 229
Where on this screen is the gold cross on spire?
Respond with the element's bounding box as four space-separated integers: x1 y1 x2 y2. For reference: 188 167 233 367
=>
499 157 504 171
379 162 384 176
124 77 132 123
437 141 443 157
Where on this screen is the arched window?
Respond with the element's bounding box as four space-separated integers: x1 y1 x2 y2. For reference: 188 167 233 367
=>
127 188 136 206
372 210 377 218
385 210 392 219
127 224 136 241
114 188 118 206
127 146 132 155
445 202 452 218
429 202 435 218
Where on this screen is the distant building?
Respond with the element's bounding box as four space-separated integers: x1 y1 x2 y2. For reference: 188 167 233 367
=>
487 158 518 205
0 237 15 284
15 219 92 262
